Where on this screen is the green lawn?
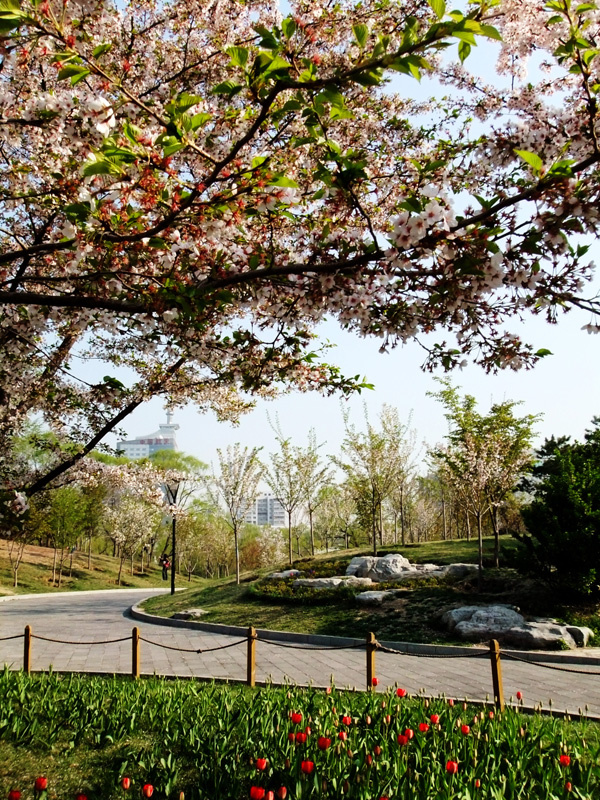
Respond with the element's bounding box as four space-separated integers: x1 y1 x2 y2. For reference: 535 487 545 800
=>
142 537 537 644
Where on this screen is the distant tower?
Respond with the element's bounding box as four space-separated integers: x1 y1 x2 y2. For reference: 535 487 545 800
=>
117 411 180 459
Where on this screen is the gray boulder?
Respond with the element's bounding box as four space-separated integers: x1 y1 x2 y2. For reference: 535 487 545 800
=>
171 608 208 620
347 553 412 581
342 576 374 587
442 604 592 649
444 563 479 579
269 569 303 579
293 577 343 590
355 590 394 606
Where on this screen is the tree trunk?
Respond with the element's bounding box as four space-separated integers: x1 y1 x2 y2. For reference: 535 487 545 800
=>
140 549 144 575
393 513 398 545
112 538 117 558
400 486 406 547
69 552 73 577
130 552 134 575
13 567 18 588
51 547 57 586
442 492 447 541
372 487 378 557
87 535 92 569
490 506 500 568
117 555 124 585
476 510 483 592
309 508 315 556
288 513 293 565
466 512 471 542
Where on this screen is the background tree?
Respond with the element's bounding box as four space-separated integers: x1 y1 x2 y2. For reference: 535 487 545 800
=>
267 429 303 564
430 381 537 586
519 421 600 595
104 497 162 585
296 429 331 556
212 444 263 584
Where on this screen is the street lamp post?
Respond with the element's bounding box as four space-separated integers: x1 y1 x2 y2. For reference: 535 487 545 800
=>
166 479 180 596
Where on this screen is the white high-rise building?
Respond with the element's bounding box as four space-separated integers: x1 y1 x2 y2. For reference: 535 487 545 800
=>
117 412 180 459
244 493 286 527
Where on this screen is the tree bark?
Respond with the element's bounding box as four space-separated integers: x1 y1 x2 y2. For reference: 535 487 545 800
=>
234 525 240 585
476 510 483 592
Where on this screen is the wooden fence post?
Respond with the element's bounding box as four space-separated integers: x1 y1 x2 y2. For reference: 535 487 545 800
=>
23 625 31 674
131 626 140 679
247 626 256 687
489 639 504 711
366 632 376 691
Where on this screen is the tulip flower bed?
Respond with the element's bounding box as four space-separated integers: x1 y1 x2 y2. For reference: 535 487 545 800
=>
0 670 598 800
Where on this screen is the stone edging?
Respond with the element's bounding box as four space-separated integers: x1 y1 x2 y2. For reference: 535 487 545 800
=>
129 602 600 666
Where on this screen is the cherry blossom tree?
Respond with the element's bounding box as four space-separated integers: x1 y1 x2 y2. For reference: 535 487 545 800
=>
212 443 263 584
2 0 600 512
295 428 331 556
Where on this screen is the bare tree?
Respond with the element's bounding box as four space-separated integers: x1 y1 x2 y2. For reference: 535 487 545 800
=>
296 429 332 556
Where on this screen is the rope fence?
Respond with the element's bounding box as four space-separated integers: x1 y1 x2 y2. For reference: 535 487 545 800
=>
5 623 600 710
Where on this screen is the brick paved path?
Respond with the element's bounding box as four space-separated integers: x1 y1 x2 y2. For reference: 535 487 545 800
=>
2 590 600 718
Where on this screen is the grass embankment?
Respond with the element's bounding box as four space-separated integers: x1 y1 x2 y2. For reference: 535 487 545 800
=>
141 537 561 645
1 670 598 800
0 540 207 596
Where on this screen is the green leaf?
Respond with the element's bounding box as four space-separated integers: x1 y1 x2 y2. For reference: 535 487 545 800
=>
92 43 112 58
427 0 445 19
82 160 117 176
57 64 90 82
282 17 296 39
212 80 243 98
226 46 249 68
351 68 383 86
268 176 299 188
515 149 544 173
457 40 471 63
352 23 369 49
147 237 169 249
253 23 278 49
535 348 553 357
190 112 212 131
480 24 502 41
70 68 91 85
64 202 91 223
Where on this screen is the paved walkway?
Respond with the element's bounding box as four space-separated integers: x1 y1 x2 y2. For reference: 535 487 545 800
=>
1 590 600 718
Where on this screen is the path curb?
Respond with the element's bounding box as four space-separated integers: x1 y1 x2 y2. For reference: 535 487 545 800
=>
0 588 174 603
129 602 600 666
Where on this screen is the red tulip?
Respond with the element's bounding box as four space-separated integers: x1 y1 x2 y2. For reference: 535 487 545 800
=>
342 715 352 725
565 782 572 793
288 732 295 742
560 755 571 767
250 788 265 800
295 732 307 744
379 797 389 800
75 795 88 800
397 734 408 746
8 791 21 800
304 726 311 735
291 712 302 725
373 745 382 756
256 758 268 771
142 787 153 799
366 754 373 766
396 688 407 698
122 777 131 791
326 687 332 695
461 725 470 735
385 714 391 724
446 760 459 775
338 730 347 741
276 789 287 800
371 677 379 686
317 736 331 750
448 698 454 706
516 691 523 701
430 714 440 724
488 711 494 720
34 779 48 793
301 761 314 774
266 793 275 800
419 723 430 733
404 728 414 739
474 779 481 789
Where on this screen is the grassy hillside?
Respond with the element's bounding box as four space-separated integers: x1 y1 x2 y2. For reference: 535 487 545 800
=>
141 537 538 644
0 539 207 596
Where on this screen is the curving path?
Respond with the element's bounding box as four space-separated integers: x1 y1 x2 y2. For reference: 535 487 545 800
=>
2 589 600 718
